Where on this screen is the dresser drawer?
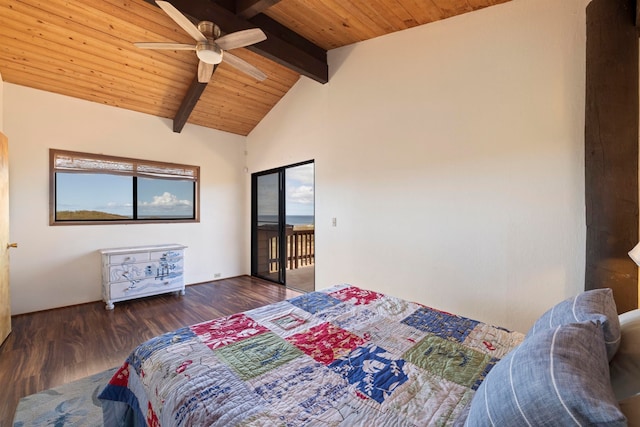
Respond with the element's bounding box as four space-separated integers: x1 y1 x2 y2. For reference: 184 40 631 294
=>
108 258 184 283
109 252 150 264
108 275 184 300
150 249 183 261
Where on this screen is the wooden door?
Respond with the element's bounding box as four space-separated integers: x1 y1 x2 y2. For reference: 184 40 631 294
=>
0 132 11 345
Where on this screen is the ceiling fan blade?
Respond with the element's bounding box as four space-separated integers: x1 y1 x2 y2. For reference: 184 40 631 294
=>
215 29 267 50
197 61 215 83
156 1 207 43
134 42 196 50
222 52 267 81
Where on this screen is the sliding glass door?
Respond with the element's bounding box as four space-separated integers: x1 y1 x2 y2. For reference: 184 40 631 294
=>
251 161 314 291
253 171 283 283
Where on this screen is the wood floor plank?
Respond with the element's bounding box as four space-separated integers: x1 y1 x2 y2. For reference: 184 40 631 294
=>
0 275 300 427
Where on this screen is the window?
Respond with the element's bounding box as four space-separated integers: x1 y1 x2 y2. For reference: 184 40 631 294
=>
50 149 199 225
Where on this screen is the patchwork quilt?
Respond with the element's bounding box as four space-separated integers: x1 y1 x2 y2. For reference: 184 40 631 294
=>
98 285 524 426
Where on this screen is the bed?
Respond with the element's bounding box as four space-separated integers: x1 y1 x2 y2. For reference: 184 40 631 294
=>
98 284 632 426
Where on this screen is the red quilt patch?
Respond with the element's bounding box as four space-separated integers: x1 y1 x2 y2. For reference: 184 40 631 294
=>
147 401 160 427
190 313 269 349
287 322 368 365
108 363 131 387
329 287 383 305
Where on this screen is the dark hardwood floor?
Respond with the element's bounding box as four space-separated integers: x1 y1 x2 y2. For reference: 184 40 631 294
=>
0 276 301 427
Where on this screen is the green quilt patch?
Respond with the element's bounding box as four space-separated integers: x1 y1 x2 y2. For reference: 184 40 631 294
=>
215 332 303 380
403 334 491 388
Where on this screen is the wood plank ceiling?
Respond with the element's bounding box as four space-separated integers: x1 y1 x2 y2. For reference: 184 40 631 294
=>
0 0 510 136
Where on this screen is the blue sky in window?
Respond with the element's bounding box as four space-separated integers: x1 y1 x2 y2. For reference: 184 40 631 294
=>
138 178 193 218
56 173 132 216
56 173 193 217
286 163 314 216
257 163 314 218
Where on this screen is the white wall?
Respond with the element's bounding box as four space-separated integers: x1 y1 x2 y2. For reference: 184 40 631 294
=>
4 84 247 314
247 0 589 333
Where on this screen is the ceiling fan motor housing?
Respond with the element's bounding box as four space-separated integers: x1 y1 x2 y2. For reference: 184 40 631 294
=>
198 21 220 38
196 21 223 64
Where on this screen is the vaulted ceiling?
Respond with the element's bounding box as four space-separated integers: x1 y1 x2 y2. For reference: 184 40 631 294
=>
0 0 510 136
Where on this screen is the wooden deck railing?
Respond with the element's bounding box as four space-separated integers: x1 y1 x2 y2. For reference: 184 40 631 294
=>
286 228 315 270
256 225 315 274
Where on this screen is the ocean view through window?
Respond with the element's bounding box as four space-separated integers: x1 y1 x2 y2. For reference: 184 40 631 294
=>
50 149 199 225
257 215 314 226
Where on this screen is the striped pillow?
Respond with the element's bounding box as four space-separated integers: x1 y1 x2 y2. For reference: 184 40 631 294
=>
527 288 621 361
465 321 625 426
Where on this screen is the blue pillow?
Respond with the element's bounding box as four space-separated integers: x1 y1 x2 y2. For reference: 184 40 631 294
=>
465 321 625 426
527 288 620 360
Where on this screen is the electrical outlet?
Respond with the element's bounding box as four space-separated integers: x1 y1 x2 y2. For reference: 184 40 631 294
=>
214 273 221 278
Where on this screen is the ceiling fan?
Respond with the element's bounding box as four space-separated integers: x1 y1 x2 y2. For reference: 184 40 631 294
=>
134 0 267 83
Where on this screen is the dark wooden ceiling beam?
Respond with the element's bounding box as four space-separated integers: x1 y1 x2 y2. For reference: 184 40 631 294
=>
143 0 328 83
248 14 325 63
173 77 209 132
236 0 282 19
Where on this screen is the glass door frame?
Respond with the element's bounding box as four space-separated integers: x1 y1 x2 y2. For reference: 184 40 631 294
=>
251 160 314 285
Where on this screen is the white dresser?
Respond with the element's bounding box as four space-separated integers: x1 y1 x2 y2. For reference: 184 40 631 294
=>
100 244 187 310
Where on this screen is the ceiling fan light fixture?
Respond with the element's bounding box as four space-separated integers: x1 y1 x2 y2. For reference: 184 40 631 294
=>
196 43 223 64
